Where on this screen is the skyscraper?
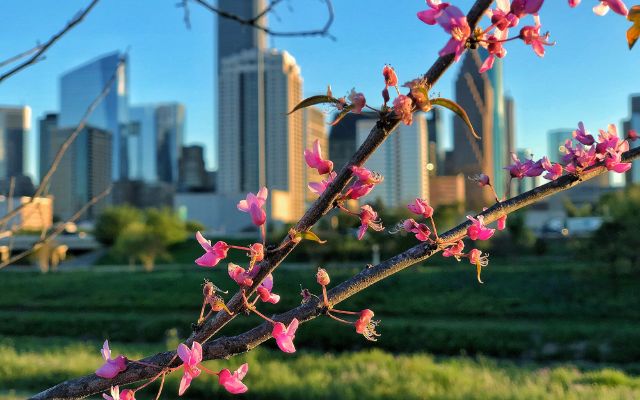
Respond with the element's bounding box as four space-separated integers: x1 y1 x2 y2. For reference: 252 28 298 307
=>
450 52 497 209
303 107 328 203
355 114 429 208
48 126 111 220
218 48 305 221
426 108 443 175
504 96 516 159
179 145 209 191
0 106 30 180
487 58 507 199
59 51 128 180
217 0 266 69
128 103 185 184
38 112 58 184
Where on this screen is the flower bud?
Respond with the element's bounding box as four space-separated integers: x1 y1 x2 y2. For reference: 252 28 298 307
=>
203 281 215 297
316 268 330 286
250 243 264 262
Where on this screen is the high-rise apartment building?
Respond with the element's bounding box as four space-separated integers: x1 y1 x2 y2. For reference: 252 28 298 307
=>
505 96 516 159
179 145 209 191
59 51 128 181
218 48 304 222
217 0 266 69
329 112 378 173
426 108 442 175
128 103 185 184
38 112 58 184
355 114 429 208
450 52 497 209
48 126 111 220
0 106 30 180
304 107 328 203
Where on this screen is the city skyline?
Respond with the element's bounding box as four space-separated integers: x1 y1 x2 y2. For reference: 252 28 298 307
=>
0 0 638 182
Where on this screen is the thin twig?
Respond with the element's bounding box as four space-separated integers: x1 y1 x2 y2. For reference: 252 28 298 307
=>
192 0 335 39
0 56 124 228
0 0 100 84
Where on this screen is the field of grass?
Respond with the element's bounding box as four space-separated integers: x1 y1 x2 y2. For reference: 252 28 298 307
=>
3 336 640 400
2 257 640 362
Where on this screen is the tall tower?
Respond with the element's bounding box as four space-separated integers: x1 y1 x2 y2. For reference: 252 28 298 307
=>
487 58 506 199
625 95 640 185
0 106 30 180
451 52 495 209
218 48 304 221
38 112 58 183
216 0 267 69
59 51 129 181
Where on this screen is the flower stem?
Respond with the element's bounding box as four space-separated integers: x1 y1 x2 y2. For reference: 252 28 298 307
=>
322 285 329 307
330 308 359 315
154 373 166 400
200 364 220 376
327 311 354 325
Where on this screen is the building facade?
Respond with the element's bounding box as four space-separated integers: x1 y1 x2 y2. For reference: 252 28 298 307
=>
303 106 328 202
217 48 305 222
0 106 30 180
59 52 128 181
38 112 58 184
179 145 209 191
624 95 640 185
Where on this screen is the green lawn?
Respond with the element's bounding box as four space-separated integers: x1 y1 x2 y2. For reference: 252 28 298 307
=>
3 337 640 400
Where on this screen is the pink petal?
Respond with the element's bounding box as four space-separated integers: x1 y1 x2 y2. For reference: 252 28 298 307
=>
236 363 249 380
195 231 212 251
101 340 111 361
287 318 300 336
179 374 192 396
236 199 249 212
257 187 268 202
479 55 495 73
195 252 219 267
177 343 191 364
593 2 610 15
191 341 203 363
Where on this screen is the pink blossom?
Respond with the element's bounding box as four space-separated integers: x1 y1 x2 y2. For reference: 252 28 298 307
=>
237 187 268 226
382 65 398 87
308 171 336 196
604 141 632 173
628 129 638 141
520 25 554 57
103 386 136 400
195 231 229 267
510 0 545 17
596 124 621 155
393 94 414 125
468 248 489 283
523 158 544 177
257 274 280 304
272 318 299 353
228 263 253 287
349 89 366 114
344 181 375 200
480 30 508 73
442 240 465 258
573 121 595 145
177 341 203 396
417 2 470 60
490 0 520 30
358 205 384 240
469 173 491 187
541 156 563 180
96 340 127 379
350 166 383 185
466 215 495 241
568 0 581 7
497 214 507 231
218 363 249 394
249 243 264 263
407 198 434 218
403 219 432 241
504 153 529 179
593 0 629 16
354 309 380 340
304 139 333 175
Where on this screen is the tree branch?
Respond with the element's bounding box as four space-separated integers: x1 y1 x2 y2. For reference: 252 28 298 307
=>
191 0 335 39
32 144 640 400
0 0 100 84
30 1 496 398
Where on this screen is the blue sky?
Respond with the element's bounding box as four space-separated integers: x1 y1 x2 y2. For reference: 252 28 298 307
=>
0 0 638 181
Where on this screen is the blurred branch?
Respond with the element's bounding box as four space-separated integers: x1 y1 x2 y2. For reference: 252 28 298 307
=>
185 0 335 39
0 0 100 84
31 1 494 398
0 185 112 270
0 56 124 229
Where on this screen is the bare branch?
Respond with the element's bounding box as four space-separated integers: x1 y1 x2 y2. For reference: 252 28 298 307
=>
0 186 112 270
192 0 335 39
0 44 43 69
0 56 124 229
0 0 100 84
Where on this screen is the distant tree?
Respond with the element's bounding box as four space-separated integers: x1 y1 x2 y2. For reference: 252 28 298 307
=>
113 208 187 271
185 219 206 233
94 206 143 245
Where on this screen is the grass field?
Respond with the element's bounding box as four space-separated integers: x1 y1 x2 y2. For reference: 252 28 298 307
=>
3 256 640 397
3 337 640 400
